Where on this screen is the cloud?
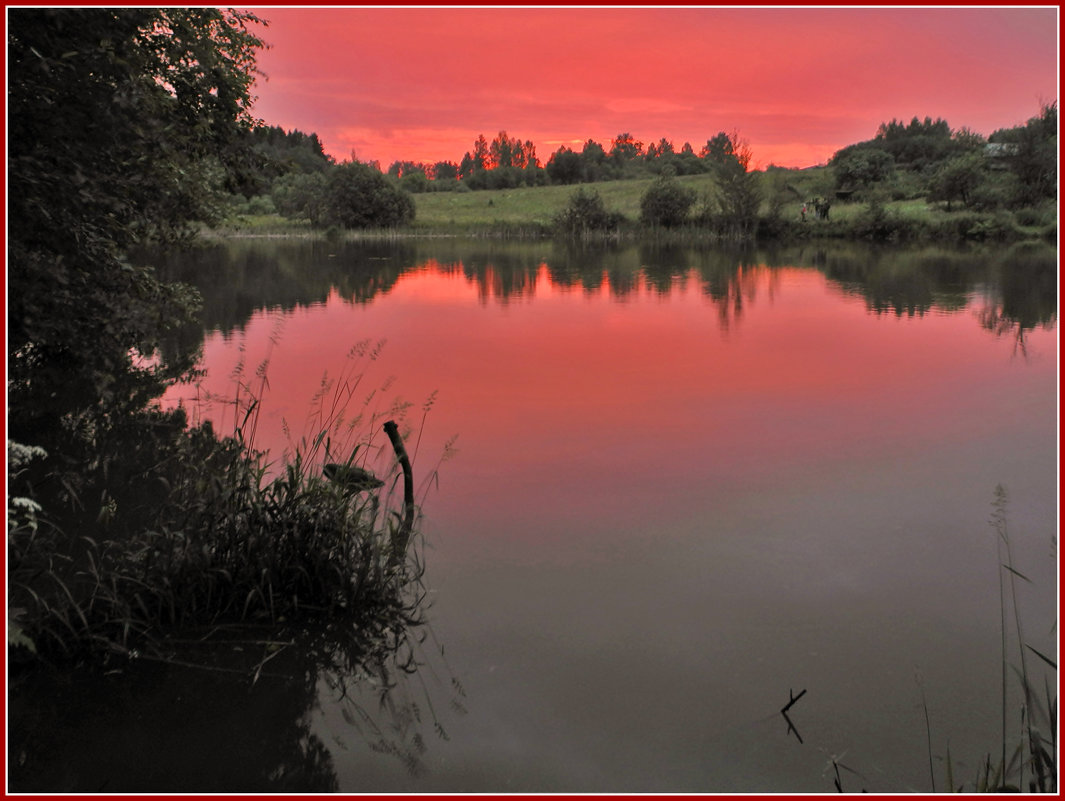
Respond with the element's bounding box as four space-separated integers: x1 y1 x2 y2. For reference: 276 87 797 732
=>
605 99 693 115
247 6 1057 168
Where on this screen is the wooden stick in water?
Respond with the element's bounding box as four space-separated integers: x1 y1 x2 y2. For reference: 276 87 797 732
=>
383 419 415 565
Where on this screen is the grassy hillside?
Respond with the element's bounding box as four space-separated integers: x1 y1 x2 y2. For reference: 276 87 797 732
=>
218 165 1055 245
408 168 836 229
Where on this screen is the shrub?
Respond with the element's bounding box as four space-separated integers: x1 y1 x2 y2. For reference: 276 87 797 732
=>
639 175 696 228
245 195 277 215
1013 207 1050 227
554 188 624 235
271 171 327 222
399 171 430 194
429 177 461 193
831 146 896 189
968 179 1013 211
321 162 415 229
8 409 426 661
853 193 904 242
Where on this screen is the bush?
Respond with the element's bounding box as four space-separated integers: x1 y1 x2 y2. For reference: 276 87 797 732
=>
399 171 430 194
271 171 327 222
852 193 904 242
639 175 696 228
553 188 624 235
8 407 425 661
321 162 415 229
938 211 1020 242
1013 206 1051 227
429 177 462 192
831 146 896 189
245 195 277 215
967 179 1014 211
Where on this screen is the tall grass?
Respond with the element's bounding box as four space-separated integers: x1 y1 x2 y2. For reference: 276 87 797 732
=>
910 486 1055 793
973 485 1057 793
912 486 1056 793
7 342 443 665
808 485 1056 793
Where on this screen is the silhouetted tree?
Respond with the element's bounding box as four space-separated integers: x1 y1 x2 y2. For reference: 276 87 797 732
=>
581 139 610 181
709 132 762 238
489 130 517 169
609 132 644 164
546 147 584 184
430 160 458 181
700 132 735 165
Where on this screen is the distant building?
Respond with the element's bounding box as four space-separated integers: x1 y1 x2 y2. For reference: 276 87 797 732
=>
984 142 1019 169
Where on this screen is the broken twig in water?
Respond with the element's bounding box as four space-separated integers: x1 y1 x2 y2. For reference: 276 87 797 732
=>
781 687 807 743
781 687 807 713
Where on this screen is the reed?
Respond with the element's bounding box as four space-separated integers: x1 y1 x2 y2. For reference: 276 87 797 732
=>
918 485 1055 793
799 485 1056 793
8 347 437 664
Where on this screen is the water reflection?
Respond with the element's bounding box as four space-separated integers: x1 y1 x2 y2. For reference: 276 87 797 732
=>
9 604 461 792
108 237 1056 792
144 239 1056 344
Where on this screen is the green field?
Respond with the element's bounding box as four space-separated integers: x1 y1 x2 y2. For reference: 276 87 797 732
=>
408 169 835 229
219 165 1055 244
403 167 1045 231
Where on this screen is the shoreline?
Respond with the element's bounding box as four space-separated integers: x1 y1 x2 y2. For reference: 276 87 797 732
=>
204 212 1057 247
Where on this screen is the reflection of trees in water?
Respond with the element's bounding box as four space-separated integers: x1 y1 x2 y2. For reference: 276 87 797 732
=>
812 246 974 318
689 247 779 333
803 242 1057 350
9 583 462 792
144 238 1056 346
972 244 1058 357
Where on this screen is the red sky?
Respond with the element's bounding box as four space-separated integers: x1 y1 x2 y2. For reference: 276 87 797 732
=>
244 6 1058 169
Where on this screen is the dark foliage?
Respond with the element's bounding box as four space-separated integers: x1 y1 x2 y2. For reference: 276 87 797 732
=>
831 147 896 189
321 162 416 228
554 188 625 235
639 175 697 228
990 102 1058 205
8 8 265 443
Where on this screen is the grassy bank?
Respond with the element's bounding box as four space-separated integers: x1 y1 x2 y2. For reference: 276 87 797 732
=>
219 169 1056 245
8 355 432 664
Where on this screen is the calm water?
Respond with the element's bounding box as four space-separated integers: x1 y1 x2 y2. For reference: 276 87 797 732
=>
11 239 1057 792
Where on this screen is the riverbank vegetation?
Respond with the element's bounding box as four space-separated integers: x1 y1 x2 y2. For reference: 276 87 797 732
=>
221 107 1057 246
7 9 1058 791
827 487 1056 793
8 9 428 666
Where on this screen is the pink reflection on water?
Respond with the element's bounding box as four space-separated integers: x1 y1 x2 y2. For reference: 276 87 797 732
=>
161 261 1057 545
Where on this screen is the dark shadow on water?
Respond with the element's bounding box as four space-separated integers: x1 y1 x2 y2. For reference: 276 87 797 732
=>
9 614 462 792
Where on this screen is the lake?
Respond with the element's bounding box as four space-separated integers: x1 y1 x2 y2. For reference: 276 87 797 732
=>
10 238 1057 792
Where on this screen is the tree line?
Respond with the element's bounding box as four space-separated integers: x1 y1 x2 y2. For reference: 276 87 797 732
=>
236 105 1056 235
830 108 1057 210
380 129 752 192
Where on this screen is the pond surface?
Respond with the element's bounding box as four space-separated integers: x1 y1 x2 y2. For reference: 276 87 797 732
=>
12 239 1057 792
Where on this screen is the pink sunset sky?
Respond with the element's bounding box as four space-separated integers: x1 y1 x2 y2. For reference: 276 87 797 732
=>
243 6 1058 169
